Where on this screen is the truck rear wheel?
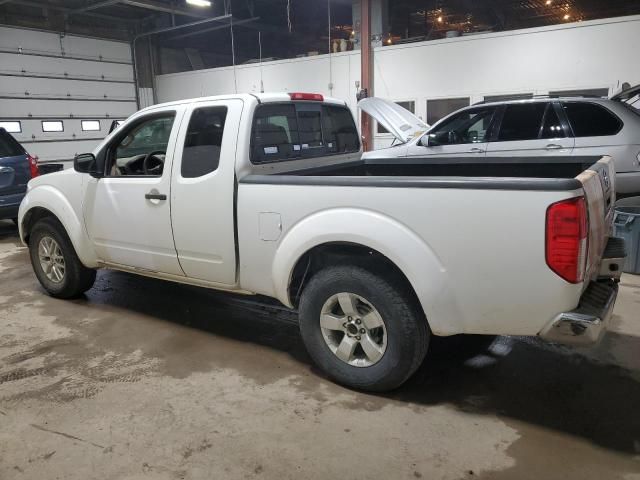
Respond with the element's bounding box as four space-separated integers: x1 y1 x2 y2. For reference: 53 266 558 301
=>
299 265 429 392
28 217 96 299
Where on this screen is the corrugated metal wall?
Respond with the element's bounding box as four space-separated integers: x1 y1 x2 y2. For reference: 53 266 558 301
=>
0 26 139 166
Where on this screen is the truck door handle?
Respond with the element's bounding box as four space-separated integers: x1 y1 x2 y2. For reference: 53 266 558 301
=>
468 147 485 153
546 144 563 150
145 192 167 201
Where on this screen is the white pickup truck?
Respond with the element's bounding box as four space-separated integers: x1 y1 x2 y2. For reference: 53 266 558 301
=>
18 92 626 391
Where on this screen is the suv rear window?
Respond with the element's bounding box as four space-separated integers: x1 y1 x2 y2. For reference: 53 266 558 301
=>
562 102 622 137
251 103 359 164
0 129 25 157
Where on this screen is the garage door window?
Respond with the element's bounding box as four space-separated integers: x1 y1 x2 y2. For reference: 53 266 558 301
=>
0 121 21 133
81 120 101 131
42 121 63 132
562 102 622 137
497 103 547 141
182 106 228 178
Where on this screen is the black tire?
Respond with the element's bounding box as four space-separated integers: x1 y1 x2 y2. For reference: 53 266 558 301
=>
299 265 429 392
28 217 96 299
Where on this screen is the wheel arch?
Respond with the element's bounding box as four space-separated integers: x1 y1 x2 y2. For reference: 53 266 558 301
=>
19 186 99 268
271 208 464 335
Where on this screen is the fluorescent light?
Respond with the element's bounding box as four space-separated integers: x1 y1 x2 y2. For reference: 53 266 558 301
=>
186 0 211 7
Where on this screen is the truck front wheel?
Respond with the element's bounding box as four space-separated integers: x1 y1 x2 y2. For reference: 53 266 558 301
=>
28 217 96 299
299 265 429 392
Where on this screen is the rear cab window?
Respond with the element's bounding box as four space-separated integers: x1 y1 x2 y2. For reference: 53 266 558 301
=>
251 102 359 164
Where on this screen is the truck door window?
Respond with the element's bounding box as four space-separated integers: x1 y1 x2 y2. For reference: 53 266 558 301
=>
497 103 547 141
252 104 300 163
109 114 175 176
427 107 495 146
182 106 228 178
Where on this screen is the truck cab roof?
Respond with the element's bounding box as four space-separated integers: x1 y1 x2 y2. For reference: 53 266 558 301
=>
136 92 347 116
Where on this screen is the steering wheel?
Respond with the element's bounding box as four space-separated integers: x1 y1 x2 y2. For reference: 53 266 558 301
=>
143 150 166 176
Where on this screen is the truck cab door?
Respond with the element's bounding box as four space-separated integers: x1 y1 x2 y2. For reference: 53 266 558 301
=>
406 106 497 158
83 106 185 275
169 99 243 286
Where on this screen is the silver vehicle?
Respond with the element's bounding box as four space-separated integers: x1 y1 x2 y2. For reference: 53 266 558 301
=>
362 85 640 196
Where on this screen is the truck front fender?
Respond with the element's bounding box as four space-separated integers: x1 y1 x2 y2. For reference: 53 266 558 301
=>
19 185 99 268
271 208 464 335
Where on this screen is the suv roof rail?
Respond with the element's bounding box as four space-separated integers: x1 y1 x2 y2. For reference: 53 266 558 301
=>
474 93 605 105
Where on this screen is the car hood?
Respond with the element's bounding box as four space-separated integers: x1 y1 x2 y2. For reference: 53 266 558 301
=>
358 97 428 144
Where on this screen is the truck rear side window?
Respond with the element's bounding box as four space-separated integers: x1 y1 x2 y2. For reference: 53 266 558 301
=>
251 103 359 164
182 106 228 178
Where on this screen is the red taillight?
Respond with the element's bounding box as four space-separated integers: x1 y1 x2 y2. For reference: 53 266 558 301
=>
545 197 588 283
28 154 40 178
289 92 324 101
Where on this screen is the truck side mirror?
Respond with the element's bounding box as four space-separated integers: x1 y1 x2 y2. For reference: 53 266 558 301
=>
74 153 102 178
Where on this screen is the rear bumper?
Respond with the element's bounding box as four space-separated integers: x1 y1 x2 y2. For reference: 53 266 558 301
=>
539 280 618 346
616 171 640 196
0 192 24 220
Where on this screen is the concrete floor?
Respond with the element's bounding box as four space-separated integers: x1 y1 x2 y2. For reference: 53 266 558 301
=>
0 219 639 480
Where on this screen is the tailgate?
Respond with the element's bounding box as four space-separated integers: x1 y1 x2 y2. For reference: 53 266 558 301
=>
576 156 616 282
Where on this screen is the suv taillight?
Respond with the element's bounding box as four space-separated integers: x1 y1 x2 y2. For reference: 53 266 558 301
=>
545 197 588 283
28 154 39 178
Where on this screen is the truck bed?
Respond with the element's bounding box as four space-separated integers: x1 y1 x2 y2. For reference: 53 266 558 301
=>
242 156 602 192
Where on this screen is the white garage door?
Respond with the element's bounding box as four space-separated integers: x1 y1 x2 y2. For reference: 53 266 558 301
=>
0 26 138 167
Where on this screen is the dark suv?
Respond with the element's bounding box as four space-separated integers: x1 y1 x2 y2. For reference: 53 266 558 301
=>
0 128 39 223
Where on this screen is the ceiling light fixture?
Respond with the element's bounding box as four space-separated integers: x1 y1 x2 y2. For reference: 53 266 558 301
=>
186 0 211 7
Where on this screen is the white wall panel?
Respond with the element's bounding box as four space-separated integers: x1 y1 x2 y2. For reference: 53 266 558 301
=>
156 15 640 149
0 26 139 165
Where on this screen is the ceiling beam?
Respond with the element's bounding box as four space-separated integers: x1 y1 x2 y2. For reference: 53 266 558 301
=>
69 0 121 14
167 16 258 39
69 0 212 18
5 0 139 23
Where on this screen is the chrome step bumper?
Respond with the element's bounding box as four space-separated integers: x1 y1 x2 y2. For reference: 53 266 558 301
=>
599 237 626 280
539 280 618 346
